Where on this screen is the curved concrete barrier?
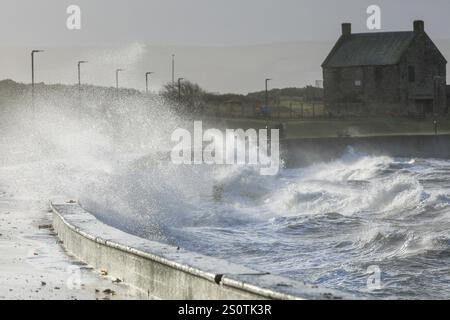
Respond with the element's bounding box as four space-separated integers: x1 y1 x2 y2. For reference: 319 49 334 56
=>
283 134 450 167
51 201 348 300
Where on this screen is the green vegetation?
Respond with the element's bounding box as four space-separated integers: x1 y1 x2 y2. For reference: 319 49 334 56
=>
216 117 450 139
2 79 448 139
161 79 325 119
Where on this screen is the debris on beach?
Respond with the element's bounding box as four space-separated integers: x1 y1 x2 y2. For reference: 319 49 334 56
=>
103 289 116 295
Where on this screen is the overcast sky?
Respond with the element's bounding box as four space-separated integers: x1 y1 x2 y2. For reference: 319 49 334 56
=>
0 0 449 93
0 0 449 46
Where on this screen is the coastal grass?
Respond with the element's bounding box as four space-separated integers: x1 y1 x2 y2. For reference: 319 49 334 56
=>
208 117 450 139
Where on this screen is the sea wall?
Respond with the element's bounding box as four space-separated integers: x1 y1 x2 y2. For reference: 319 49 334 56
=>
51 202 347 300
282 134 450 167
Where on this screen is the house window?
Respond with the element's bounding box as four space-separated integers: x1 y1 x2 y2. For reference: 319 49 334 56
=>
333 69 342 82
354 80 362 87
408 66 416 82
375 67 383 82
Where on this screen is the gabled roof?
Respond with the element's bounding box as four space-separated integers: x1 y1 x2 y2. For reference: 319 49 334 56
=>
322 31 416 68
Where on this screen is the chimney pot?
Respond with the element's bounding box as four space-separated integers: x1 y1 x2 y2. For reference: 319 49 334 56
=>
342 23 351 36
414 20 424 33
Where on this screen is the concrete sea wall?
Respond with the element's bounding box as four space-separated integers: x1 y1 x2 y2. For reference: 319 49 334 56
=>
282 134 450 167
51 202 347 300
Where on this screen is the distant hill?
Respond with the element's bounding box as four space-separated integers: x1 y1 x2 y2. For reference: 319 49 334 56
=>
0 78 321 105
0 79 143 100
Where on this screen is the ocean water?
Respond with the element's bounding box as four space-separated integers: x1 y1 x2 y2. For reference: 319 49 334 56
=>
1 94 450 299
79 148 450 300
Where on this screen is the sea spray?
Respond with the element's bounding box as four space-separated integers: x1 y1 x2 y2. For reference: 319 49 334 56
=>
2 81 450 298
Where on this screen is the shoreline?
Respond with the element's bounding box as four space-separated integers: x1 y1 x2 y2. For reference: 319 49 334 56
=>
51 201 348 300
0 196 142 300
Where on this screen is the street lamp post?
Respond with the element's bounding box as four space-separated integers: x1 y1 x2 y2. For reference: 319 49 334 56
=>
116 69 124 89
146 72 154 94
31 49 44 103
265 78 272 107
433 76 444 135
178 77 184 100
172 54 175 84
77 61 88 89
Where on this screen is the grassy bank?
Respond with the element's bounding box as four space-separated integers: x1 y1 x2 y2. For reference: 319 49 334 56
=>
207 117 450 139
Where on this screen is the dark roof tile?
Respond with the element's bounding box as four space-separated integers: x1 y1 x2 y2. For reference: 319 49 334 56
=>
322 31 416 68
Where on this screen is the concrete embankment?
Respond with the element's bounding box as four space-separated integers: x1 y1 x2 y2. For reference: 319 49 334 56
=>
0 197 139 300
282 134 450 167
51 201 348 300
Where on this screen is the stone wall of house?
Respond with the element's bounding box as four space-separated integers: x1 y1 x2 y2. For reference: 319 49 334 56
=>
447 85 450 113
399 32 447 115
323 65 404 116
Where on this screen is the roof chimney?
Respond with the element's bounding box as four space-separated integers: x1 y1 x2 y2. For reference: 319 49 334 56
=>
342 23 351 36
414 20 424 34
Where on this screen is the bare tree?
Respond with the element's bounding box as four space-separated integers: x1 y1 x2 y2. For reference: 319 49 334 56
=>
160 80 206 115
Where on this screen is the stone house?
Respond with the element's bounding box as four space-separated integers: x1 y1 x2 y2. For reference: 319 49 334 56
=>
322 21 447 116
447 85 450 113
